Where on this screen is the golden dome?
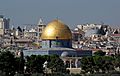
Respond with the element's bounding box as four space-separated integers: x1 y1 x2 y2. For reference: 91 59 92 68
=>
41 19 72 40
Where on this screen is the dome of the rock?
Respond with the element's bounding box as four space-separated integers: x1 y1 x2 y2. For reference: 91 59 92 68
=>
41 19 72 40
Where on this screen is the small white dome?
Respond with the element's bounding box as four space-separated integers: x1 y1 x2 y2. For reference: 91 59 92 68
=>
61 51 69 57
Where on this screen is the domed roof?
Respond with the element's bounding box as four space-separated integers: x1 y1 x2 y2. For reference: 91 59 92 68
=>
61 51 69 57
41 19 72 40
61 51 77 57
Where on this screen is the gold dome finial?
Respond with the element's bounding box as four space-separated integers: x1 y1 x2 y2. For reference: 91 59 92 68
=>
41 19 72 40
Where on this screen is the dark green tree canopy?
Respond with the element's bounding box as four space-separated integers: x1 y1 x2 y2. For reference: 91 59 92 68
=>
47 55 67 73
94 50 106 56
0 51 17 76
81 55 116 74
25 55 46 73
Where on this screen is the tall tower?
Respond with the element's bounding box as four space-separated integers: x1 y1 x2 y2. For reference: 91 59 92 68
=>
0 15 10 29
0 15 10 35
37 18 46 39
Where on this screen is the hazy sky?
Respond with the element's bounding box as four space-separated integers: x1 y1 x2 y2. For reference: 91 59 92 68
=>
0 0 120 29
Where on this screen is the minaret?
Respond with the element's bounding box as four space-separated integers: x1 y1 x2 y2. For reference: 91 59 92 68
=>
38 18 44 25
37 18 46 42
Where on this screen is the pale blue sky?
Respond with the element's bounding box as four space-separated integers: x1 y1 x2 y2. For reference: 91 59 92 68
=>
0 0 120 28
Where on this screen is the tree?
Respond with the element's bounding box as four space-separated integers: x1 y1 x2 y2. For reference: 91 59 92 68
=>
47 55 67 74
92 56 103 73
25 55 45 74
101 56 114 73
94 50 106 56
15 51 25 74
114 55 120 68
81 55 115 74
0 51 16 76
81 56 95 74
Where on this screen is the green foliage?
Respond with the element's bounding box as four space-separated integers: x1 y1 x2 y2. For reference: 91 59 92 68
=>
81 56 95 73
25 55 46 74
1 50 120 75
0 51 16 76
114 55 120 68
42 55 50 61
81 55 116 74
47 55 67 73
94 50 106 56
15 57 25 74
24 54 68 75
